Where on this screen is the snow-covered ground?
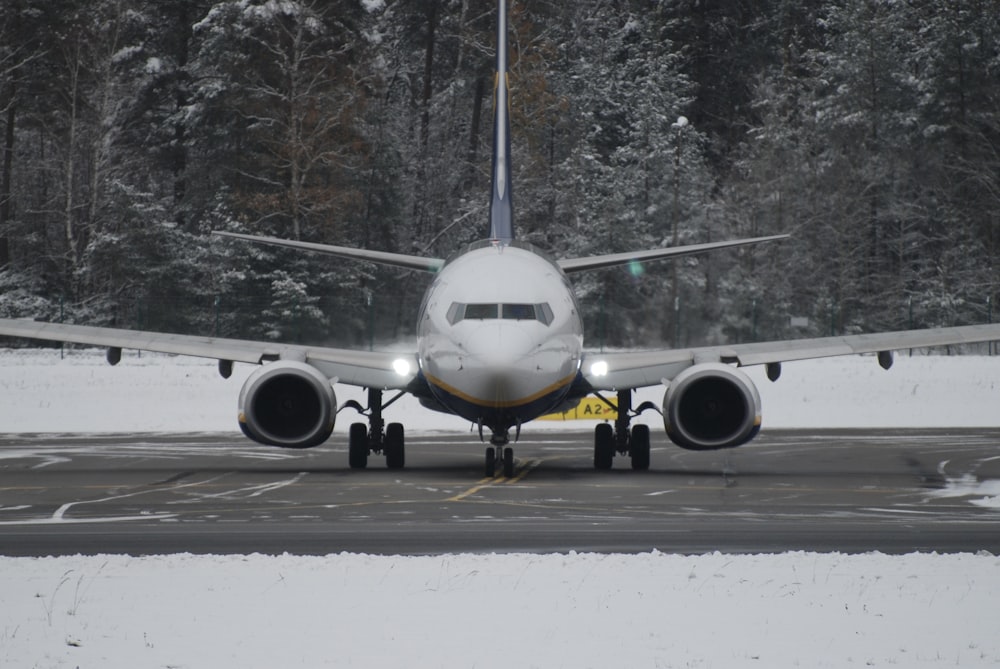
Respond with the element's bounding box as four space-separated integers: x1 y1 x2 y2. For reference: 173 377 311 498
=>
2 346 1000 432
2 348 1000 668
4 551 999 668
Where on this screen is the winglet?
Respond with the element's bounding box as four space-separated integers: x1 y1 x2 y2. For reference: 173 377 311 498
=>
489 0 514 242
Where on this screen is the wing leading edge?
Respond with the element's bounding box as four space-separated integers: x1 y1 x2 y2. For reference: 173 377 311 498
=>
582 323 1000 391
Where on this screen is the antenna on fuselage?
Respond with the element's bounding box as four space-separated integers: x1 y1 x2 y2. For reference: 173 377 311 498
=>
489 0 514 243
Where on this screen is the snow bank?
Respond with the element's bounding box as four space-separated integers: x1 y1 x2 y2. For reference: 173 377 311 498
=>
3 551 998 668
1 348 999 433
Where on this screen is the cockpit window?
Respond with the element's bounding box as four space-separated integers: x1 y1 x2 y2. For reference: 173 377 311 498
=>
446 302 463 325
502 303 535 320
447 302 553 326
537 303 554 326
464 303 499 320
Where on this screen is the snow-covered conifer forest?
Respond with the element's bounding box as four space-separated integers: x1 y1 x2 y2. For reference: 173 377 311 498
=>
0 1 997 350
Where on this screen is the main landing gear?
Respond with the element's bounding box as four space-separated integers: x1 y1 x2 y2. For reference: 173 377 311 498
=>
343 388 406 470
593 389 657 471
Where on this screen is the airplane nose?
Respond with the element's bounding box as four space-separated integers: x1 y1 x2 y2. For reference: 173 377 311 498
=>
421 319 575 427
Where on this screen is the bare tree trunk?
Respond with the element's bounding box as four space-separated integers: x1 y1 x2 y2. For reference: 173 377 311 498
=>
0 83 14 267
87 10 122 241
468 76 484 167
412 3 437 238
420 5 437 149
64 46 81 271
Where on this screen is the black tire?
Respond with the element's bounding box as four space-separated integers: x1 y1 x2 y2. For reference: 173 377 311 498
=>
385 422 405 469
485 447 497 477
630 424 651 471
348 422 369 469
594 423 614 470
502 447 515 478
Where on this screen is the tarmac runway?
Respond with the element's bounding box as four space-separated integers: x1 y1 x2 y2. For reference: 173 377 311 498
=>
1 429 999 556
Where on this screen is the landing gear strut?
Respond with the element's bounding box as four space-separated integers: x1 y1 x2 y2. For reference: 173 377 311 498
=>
344 388 406 470
593 389 656 471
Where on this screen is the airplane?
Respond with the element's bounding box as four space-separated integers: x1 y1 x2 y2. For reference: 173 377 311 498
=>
3 0 1000 478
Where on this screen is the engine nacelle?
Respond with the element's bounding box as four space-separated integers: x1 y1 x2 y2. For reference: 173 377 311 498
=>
663 363 761 451
237 361 336 448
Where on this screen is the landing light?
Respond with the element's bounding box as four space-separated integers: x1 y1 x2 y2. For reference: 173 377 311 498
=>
392 358 412 376
590 360 609 377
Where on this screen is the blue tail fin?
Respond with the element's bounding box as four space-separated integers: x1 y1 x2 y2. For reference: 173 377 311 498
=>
489 0 514 242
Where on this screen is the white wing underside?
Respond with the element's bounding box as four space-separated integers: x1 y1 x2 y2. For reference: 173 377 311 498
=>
581 323 1000 391
0 319 417 390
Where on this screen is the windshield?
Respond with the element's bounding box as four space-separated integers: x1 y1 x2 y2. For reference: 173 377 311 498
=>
447 302 553 326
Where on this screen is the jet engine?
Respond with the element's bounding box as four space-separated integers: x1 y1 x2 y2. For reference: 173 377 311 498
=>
237 361 336 448
662 362 761 451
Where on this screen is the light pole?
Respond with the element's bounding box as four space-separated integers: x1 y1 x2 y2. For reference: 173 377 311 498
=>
669 116 688 347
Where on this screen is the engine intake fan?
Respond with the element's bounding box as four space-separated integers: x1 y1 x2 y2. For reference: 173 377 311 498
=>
663 362 761 451
237 361 336 448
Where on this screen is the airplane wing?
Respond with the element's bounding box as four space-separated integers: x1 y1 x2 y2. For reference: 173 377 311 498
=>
0 318 418 390
557 235 788 274
213 231 445 273
582 323 1000 391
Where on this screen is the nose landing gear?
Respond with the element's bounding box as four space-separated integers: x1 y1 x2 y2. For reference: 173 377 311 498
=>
483 427 515 478
484 445 515 478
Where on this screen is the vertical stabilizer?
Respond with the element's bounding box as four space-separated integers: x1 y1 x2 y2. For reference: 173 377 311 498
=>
489 0 514 242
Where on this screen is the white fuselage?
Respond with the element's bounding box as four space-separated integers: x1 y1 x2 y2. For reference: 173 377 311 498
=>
416 241 584 435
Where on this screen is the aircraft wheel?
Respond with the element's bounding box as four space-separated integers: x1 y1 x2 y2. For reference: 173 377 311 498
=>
630 424 651 471
485 447 497 477
348 422 369 469
502 447 515 478
385 422 405 469
594 423 614 470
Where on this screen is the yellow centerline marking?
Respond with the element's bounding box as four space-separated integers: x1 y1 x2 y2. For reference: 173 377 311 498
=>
447 476 504 502
506 458 542 484
446 456 558 500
